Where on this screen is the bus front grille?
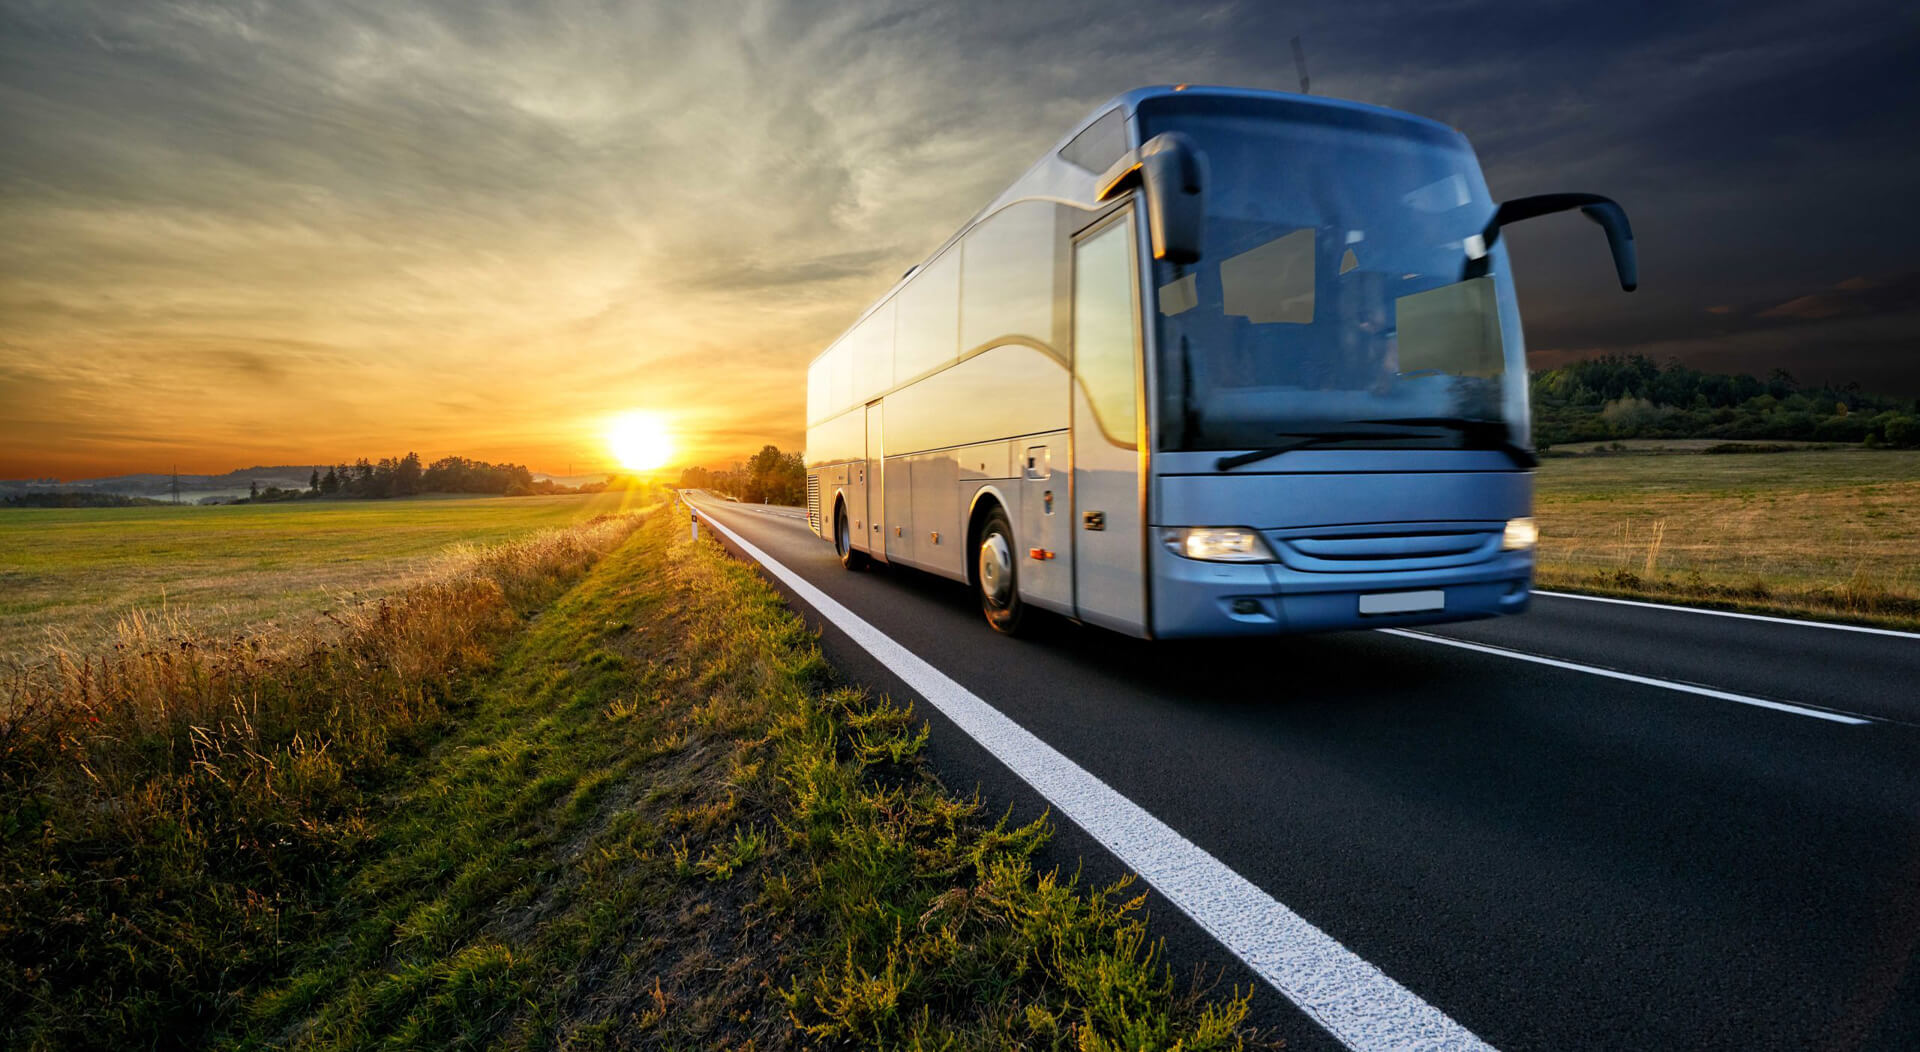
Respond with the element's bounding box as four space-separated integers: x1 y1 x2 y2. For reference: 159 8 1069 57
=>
806 475 821 535
1273 528 1502 573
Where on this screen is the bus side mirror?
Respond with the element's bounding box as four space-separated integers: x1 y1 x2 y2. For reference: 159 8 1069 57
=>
1479 192 1637 291
1097 132 1205 264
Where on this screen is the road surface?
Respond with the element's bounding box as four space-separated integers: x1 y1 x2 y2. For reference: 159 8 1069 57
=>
683 492 1919 1051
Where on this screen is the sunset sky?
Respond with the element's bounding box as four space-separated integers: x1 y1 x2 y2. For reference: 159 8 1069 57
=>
3 0 1917 479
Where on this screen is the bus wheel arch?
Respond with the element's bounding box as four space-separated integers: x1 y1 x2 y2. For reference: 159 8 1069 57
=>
967 493 1027 635
833 494 868 571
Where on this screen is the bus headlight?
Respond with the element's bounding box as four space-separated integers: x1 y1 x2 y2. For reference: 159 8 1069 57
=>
1502 517 1538 551
1164 527 1276 562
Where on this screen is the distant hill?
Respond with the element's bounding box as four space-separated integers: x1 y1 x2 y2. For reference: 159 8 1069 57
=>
3 491 172 508
0 466 312 501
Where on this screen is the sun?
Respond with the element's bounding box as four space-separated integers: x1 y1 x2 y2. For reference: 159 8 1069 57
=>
606 411 674 472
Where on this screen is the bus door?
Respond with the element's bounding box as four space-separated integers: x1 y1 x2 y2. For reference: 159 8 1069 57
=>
1070 208 1147 632
865 400 885 562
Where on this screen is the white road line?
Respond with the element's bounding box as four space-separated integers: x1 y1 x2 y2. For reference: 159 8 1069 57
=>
1533 590 1920 641
1379 629 1872 726
688 502 1492 1052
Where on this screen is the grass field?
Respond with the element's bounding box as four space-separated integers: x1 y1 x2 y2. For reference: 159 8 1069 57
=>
1533 448 1920 626
3 502 1263 1050
0 491 653 662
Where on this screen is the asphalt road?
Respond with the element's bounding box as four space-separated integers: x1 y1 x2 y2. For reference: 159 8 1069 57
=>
684 492 1920 1051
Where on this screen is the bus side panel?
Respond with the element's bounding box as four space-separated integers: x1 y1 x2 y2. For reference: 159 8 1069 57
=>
909 452 962 580
807 409 866 542
883 455 913 563
884 345 1068 456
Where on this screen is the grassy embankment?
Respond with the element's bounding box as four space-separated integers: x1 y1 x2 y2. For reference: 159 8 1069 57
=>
1534 447 1920 628
1 510 646 1047
0 491 653 661
4 502 1260 1049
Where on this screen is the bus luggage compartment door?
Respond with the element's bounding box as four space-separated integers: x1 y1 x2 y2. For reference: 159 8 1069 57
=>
1019 444 1068 612
864 402 885 561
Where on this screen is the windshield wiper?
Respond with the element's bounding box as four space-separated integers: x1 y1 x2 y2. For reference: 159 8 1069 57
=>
1215 431 1426 471
1353 417 1538 469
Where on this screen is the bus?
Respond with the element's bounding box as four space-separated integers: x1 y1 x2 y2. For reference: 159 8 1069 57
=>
803 84 1635 638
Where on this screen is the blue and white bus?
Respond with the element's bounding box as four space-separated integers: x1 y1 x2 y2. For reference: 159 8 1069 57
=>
804 85 1635 637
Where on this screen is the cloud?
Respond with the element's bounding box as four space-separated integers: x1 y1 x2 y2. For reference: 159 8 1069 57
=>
1758 272 1920 322
3 0 1918 478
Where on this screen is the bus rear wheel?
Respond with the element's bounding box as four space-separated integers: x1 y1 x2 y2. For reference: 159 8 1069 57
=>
976 507 1027 635
835 502 869 571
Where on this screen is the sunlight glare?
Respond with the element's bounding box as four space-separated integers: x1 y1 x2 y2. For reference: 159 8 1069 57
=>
607 411 674 472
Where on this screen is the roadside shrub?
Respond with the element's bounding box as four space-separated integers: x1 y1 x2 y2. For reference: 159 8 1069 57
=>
1702 442 1802 455
1590 568 1643 590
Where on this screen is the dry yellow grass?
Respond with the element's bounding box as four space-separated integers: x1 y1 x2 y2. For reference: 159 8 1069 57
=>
0 511 647 1046
1532 449 1920 626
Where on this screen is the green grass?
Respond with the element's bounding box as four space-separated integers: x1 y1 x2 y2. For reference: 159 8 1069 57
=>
1534 447 1920 626
242 503 1262 1050
4 502 1266 1050
0 491 654 660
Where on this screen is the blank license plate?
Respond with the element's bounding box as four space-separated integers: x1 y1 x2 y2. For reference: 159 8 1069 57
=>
1358 590 1445 615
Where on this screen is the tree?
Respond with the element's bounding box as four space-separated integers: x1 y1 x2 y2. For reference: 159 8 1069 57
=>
309 468 321 492
321 467 339 494
394 452 423 497
249 480 258 499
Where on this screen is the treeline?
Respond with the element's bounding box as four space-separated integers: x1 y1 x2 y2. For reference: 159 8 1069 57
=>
302 454 527 498
245 455 617 503
3 492 169 509
1532 356 1920 448
678 445 806 505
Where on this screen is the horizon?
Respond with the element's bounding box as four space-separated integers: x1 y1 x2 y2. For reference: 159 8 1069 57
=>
5 1 1918 479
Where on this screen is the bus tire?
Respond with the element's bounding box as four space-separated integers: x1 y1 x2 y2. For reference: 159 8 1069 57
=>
835 500 869 571
976 506 1027 635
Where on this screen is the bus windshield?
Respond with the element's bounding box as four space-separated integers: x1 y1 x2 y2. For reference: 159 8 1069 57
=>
1141 96 1528 454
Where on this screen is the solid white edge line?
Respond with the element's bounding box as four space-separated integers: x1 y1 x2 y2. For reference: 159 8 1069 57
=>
688 501 1493 1052
1379 629 1872 725
1533 590 1920 641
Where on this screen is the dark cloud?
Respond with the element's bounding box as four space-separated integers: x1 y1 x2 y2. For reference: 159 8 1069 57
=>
1759 273 1920 321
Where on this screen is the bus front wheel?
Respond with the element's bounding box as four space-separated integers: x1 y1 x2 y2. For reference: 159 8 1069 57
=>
835 502 869 571
976 507 1026 635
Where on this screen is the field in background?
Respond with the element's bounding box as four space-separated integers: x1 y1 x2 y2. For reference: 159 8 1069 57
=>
1533 448 1920 626
0 490 652 661
8 448 1914 658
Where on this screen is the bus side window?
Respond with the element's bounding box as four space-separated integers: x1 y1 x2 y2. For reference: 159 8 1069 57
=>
1058 108 1127 174
961 202 1056 356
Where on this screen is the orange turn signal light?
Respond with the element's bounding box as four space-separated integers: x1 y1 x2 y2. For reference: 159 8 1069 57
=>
1028 547 1055 560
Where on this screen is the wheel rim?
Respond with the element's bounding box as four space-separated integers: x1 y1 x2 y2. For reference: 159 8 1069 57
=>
979 529 1013 608
836 511 849 555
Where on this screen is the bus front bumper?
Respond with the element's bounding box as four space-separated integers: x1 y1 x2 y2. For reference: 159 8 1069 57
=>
1149 543 1534 638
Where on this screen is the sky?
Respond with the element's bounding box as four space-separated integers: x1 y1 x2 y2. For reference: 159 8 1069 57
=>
2 0 1917 479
